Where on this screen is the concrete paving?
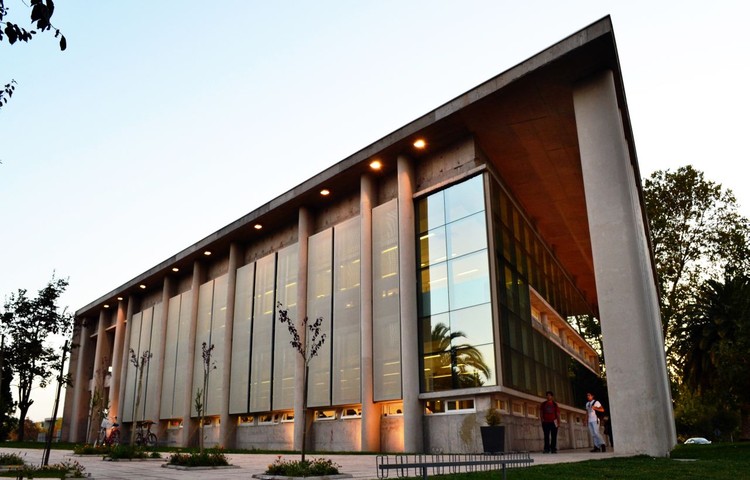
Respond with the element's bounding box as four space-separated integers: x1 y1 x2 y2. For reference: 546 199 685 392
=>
0 447 617 479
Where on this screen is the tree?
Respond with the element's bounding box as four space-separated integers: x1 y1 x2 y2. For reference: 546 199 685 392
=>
675 274 750 440
643 166 750 362
128 348 151 446
0 361 15 441
0 274 73 441
194 342 215 454
277 303 326 463
0 0 66 108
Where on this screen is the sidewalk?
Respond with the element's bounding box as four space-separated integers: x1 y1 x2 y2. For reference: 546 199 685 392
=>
0 447 616 479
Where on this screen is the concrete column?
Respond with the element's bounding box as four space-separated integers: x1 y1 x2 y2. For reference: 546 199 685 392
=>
111 297 133 422
69 319 90 442
220 243 241 448
180 261 203 446
85 310 109 443
294 207 312 451
573 70 676 457
397 154 423 453
151 276 173 442
360 173 380 452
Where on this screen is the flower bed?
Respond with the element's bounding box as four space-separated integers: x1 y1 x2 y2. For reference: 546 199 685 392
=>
265 457 341 476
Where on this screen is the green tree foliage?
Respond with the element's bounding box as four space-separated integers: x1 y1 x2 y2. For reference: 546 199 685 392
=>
0 274 73 441
643 165 750 359
0 0 66 108
674 274 750 440
0 362 15 441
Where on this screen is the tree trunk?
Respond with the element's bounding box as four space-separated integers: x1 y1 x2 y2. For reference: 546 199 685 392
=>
17 404 29 441
740 403 750 441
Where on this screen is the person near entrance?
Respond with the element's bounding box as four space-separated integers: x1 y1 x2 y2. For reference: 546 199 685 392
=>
540 390 560 453
585 392 606 452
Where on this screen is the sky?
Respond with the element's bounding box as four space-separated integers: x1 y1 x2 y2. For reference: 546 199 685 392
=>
1 1 749 422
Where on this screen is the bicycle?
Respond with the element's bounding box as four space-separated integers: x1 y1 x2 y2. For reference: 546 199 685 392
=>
95 416 121 446
134 420 157 447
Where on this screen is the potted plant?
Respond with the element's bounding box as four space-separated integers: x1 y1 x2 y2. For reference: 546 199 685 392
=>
480 407 505 453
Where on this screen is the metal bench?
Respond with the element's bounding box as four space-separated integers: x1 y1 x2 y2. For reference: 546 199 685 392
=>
376 452 534 480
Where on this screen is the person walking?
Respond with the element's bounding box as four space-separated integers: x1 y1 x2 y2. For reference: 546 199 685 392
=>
585 392 606 452
540 391 560 453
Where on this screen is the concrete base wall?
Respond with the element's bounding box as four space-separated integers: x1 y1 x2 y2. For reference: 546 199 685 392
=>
380 416 404 453
310 419 360 452
237 423 295 451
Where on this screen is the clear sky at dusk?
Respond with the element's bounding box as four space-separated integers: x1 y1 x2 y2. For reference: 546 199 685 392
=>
2 1 748 421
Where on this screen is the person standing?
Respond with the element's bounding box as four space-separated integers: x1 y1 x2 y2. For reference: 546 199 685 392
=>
585 392 606 452
540 391 561 453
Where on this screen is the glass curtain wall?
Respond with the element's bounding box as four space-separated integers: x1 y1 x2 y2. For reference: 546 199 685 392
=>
417 174 496 392
489 176 594 405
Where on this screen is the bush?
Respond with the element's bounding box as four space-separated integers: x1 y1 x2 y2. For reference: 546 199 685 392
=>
0 452 24 465
1 460 87 478
167 449 229 467
107 444 149 460
73 443 111 455
265 456 341 476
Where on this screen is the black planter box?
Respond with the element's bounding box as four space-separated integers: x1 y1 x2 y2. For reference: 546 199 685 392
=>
480 425 506 454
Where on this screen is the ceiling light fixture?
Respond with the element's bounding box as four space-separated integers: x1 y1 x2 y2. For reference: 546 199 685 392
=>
320 189 330 196
413 138 427 149
370 160 382 170
204 250 212 256
254 224 263 230
172 267 179 272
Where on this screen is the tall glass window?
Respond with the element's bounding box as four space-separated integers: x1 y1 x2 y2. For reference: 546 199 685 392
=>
229 262 254 414
417 174 496 392
249 253 276 412
372 200 401 401
306 229 333 407
332 216 361 405
273 244 299 410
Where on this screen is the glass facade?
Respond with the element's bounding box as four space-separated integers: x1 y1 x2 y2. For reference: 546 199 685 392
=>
489 176 593 405
417 175 496 392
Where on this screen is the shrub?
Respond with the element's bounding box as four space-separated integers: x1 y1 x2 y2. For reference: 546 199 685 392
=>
5 460 87 478
107 444 149 460
0 452 24 465
73 443 111 455
485 407 503 426
265 456 341 476
167 448 229 467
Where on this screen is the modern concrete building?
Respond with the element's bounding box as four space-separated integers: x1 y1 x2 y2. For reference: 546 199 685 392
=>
62 17 676 457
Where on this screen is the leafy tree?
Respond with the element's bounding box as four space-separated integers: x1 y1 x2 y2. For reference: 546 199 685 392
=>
0 275 73 441
643 165 750 361
675 274 750 440
0 0 66 108
0 362 15 441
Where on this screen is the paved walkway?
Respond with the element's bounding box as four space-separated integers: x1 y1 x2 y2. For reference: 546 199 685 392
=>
0 447 616 479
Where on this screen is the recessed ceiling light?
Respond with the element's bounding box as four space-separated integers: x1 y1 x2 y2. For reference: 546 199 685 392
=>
254 224 263 230
413 138 426 149
103 304 110 309
139 284 146 289
204 250 212 256
320 189 330 196
117 297 123 301
172 267 179 272
369 160 382 170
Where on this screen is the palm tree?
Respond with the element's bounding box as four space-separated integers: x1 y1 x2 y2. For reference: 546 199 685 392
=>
426 323 491 390
675 275 750 439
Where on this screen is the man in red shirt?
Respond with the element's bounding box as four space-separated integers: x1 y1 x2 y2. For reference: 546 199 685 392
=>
540 390 561 453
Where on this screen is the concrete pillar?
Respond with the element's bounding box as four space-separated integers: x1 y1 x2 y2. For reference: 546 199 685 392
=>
111 297 133 422
85 309 110 443
573 70 676 457
180 260 203 446
69 319 90 442
360 173 380 452
397 154 423 453
151 276 173 442
294 207 312 451
220 243 241 448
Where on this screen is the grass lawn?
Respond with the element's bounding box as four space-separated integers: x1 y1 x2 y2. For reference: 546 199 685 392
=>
441 443 750 480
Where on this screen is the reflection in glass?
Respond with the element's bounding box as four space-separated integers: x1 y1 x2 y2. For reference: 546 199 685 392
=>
420 264 449 316
445 175 485 223
418 190 446 233
419 228 447 267
448 252 491 310
446 212 487 259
